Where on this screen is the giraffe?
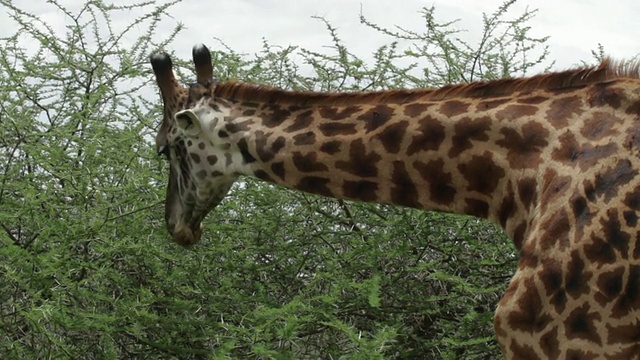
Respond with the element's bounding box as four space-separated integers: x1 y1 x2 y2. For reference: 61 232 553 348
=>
150 44 640 359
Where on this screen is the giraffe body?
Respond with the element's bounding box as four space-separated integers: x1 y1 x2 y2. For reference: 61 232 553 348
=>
151 44 640 358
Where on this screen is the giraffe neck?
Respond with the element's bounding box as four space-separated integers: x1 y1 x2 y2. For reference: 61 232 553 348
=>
204 82 548 246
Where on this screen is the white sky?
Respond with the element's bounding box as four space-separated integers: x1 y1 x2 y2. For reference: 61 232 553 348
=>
165 0 640 70
2 0 639 75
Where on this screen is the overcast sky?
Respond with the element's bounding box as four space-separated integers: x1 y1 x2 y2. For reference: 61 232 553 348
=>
162 0 640 70
2 1 639 74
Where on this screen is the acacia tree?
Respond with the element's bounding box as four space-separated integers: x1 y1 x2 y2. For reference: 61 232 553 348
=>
0 0 549 358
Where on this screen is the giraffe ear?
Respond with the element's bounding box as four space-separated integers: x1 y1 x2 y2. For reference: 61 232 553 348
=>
175 109 202 137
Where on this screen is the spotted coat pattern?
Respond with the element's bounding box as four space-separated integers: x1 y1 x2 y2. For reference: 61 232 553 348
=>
151 44 640 359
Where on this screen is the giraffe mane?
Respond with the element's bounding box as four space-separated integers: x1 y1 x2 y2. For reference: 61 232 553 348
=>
212 58 640 105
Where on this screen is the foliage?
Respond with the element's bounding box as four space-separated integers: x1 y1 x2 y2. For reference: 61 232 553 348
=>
0 0 549 358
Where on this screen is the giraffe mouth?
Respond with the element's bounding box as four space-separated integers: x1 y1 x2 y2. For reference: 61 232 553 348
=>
171 221 203 246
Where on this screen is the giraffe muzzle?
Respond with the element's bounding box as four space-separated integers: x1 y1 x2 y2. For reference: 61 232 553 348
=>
171 222 203 246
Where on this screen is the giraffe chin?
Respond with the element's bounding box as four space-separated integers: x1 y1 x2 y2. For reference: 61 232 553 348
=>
171 223 203 246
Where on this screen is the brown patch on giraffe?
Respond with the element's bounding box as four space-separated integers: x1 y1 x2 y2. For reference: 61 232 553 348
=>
284 109 314 132
335 139 381 177
254 170 275 183
226 119 255 134
546 95 584 129
293 131 315 145
342 180 379 202
565 303 602 345
263 104 292 128
439 100 470 117
242 109 256 116
606 322 640 352
594 266 624 307
593 159 637 202
551 132 580 164
297 176 333 197
375 121 409 154
458 151 505 195
584 235 617 265
319 122 358 136
609 344 640 360
189 153 201 164
517 95 548 105
496 122 549 169
413 159 456 205
566 250 593 300
623 210 638 227
476 98 510 111
360 105 395 132
217 129 229 138
391 161 419 208
403 102 431 117
507 277 552 332
623 185 640 210
464 199 489 218
407 115 446 156
255 133 286 163
319 105 362 120
611 265 640 318
512 222 527 249
627 99 640 115
587 82 624 108
198 142 206 150
495 104 538 120
241 101 259 108
551 132 618 171
448 116 491 157
206 100 221 113
539 326 560 359
271 162 285 180
497 184 515 228
570 191 594 232
583 179 597 203
600 209 631 257
206 155 218 166
580 111 620 140
319 140 341 154
508 341 538 359
564 349 599 360
517 177 537 210
292 152 328 173
539 208 570 252
623 119 640 156
538 258 567 313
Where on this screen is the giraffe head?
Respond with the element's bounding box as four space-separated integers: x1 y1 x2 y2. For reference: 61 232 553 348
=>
150 45 238 245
